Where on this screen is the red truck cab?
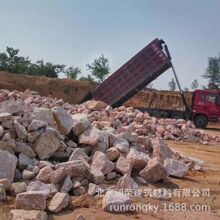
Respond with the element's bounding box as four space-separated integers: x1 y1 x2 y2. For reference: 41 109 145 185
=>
192 89 220 128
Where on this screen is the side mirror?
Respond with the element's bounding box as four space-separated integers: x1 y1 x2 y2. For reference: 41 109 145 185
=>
216 95 220 106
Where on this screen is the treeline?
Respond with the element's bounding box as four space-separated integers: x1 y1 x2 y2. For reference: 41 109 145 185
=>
0 47 110 82
1 46 220 89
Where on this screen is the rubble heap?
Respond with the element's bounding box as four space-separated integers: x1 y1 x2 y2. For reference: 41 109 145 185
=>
0 89 214 219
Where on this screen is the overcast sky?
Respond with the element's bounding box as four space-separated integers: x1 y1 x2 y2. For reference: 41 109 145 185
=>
0 0 220 90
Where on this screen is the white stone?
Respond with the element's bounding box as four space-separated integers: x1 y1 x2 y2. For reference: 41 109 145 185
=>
164 158 189 178
34 132 60 160
9 209 48 220
16 191 47 210
52 107 73 135
0 150 18 183
48 192 69 212
72 113 91 136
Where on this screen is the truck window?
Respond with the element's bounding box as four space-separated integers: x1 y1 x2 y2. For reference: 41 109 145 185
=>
201 94 217 104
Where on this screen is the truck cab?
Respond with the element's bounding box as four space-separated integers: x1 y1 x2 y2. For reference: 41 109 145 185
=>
192 89 220 128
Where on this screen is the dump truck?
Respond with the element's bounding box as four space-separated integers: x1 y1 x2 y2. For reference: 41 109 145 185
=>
82 38 220 128
124 89 220 129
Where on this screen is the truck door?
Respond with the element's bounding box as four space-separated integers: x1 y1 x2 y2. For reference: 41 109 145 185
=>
202 93 220 121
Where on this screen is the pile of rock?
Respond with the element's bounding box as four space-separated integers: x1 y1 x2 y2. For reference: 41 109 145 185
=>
1 89 218 145
0 89 210 219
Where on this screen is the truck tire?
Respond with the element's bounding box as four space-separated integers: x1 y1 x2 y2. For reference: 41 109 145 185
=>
193 115 208 129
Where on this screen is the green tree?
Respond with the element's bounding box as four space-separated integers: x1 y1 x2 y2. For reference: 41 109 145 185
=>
191 79 199 90
65 67 81 79
79 74 94 82
86 54 110 82
168 78 176 91
202 56 220 89
0 47 66 78
27 60 65 78
0 47 30 74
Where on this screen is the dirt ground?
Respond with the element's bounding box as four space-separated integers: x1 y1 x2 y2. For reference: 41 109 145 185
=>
0 71 96 104
1 124 220 220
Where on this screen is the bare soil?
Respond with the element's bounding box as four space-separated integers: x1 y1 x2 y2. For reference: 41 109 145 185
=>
0 71 96 104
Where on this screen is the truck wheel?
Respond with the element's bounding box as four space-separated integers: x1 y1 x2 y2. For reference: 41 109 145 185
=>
193 115 208 129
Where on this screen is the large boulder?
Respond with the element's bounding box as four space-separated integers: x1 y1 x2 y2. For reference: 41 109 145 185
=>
91 151 115 175
9 209 48 220
27 181 57 198
115 157 133 176
112 138 130 153
14 142 36 158
48 192 69 212
117 174 138 190
0 150 18 183
86 168 105 185
88 183 105 196
69 148 89 162
36 166 53 183
0 100 24 114
22 170 35 180
151 138 173 162
72 114 91 136
0 140 16 154
18 153 33 170
164 158 189 178
34 132 60 160
106 147 120 161
139 158 167 183
126 148 149 170
50 167 66 184
33 108 56 128
52 107 73 135
10 182 27 196
14 120 28 139
79 126 101 146
55 160 87 177
28 119 47 131
16 191 47 210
